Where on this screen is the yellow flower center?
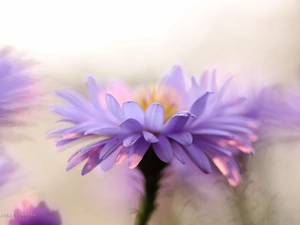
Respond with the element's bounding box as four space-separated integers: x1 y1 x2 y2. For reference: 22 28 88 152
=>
135 85 181 122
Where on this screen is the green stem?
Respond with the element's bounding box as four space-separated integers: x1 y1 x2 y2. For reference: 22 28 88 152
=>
135 147 168 225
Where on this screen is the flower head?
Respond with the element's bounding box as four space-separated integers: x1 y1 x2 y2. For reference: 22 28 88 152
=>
9 201 62 225
0 49 36 126
50 66 259 186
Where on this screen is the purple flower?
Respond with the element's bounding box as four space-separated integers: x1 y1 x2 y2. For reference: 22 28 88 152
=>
50 66 259 186
245 85 300 138
9 201 61 225
0 49 36 126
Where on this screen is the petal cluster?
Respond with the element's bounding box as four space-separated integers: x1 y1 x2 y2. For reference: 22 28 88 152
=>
245 85 300 137
9 201 61 225
0 50 36 126
50 66 259 186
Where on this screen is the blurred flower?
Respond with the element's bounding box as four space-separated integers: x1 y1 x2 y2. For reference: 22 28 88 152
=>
0 48 36 126
50 66 259 186
245 85 300 139
9 201 62 225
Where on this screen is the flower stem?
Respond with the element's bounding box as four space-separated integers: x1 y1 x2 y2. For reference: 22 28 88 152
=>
135 147 168 225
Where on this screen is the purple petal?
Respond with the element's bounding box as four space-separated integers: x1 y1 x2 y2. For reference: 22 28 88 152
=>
206 123 253 134
51 106 88 123
55 90 90 110
105 94 123 121
160 65 186 94
167 132 193 146
81 151 102 175
115 147 130 164
170 141 186 164
56 138 79 147
217 76 233 101
192 129 234 138
86 76 103 110
122 101 144 124
66 151 91 171
67 140 107 162
210 154 241 186
184 144 211 174
190 92 211 117
123 134 142 147
163 111 194 133
84 126 125 135
145 103 164 131
99 136 123 160
193 139 232 156
120 118 143 131
142 131 159 143
199 70 209 90
128 138 150 169
153 135 173 162
100 149 120 171
211 69 218 92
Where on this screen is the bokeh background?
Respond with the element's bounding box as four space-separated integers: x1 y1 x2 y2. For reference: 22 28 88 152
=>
0 0 300 224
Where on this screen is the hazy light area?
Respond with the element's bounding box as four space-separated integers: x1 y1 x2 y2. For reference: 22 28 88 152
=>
0 1 300 224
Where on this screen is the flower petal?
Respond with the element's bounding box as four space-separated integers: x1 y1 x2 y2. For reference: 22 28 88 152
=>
66 150 92 171
105 93 123 121
84 126 125 135
184 144 211 174
142 131 159 143
99 136 123 160
167 132 193 146
100 149 120 171
211 154 241 186
128 138 150 169
163 111 194 133
120 118 143 131
192 129 234 138
217 76 233 102
170 141 186 164
123 134 142 147
81 151 102 175
55 90 90 110
190 92 211 117
145 103 164 131
122 101 144 124
115 147 130 164
160 65 186 94
86 76 103 110
153 135 173 162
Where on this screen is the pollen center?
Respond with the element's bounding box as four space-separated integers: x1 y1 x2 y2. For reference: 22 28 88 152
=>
135 86 181 122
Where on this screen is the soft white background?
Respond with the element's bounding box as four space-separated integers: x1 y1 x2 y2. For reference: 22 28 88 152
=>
0 0 300 224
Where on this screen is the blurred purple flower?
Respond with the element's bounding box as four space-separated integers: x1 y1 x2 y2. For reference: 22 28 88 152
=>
0 49 36 126
50 66 259 186
245 85 300 138
9 201 61 225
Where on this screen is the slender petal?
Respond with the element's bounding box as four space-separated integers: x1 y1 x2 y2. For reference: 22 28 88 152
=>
153 135 173 162
145 103 164 131
184 144 211 174
128 138 150 169
122 101 144 124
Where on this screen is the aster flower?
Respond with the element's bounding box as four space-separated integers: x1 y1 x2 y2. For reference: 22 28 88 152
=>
50 66 259 224
0 48 36 126
50 66 259 184
9 201 62 225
